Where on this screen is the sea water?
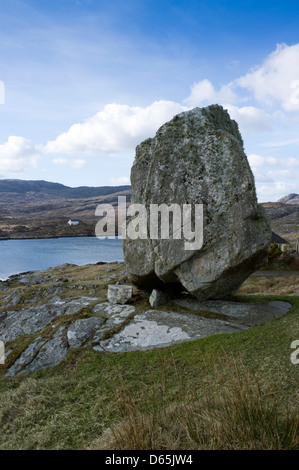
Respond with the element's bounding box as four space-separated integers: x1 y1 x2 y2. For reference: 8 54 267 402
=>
0 237 124 280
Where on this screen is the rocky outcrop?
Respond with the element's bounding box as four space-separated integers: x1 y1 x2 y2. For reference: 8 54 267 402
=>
3 298 136 377
123 105 271 299
277 193 299 205
0 263 292 376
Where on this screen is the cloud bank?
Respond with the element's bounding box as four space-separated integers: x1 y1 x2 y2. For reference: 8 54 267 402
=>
44 101 187 156
1 43 298 200
237 43 299 111
0 136 39 173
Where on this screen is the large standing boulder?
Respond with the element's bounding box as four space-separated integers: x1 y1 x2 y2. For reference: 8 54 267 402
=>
123 105 271 300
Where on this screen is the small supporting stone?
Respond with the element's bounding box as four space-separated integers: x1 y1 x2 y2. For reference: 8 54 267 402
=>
108 284 133 305
149 289 168 308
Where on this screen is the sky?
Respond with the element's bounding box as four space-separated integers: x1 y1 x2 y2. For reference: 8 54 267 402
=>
0 0 299 202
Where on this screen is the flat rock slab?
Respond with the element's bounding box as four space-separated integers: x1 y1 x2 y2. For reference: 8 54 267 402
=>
67 317 106 348
0 296 102 343
21 327 68 375
95 309 248 353
67 303 135 348
3 295 292 376
4 302 136 376
6 328 68 377
171 299 292 326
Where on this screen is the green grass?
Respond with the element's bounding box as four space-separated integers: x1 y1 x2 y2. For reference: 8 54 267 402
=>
0 293 298 450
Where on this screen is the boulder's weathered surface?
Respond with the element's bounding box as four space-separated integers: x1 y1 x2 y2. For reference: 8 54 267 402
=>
123 105 271 300
107 285 133 304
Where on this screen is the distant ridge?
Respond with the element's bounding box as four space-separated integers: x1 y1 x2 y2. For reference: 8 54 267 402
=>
0 179 131 199
0 179 132 239
0 180 297 243
277 193 299 205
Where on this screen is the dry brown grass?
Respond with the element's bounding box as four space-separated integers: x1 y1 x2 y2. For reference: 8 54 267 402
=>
88 357 299 451
237 275 299 295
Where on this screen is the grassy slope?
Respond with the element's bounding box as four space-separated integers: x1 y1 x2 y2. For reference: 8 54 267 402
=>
0 271 298 449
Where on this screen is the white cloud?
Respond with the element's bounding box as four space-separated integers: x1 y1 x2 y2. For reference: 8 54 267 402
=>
52 157 68 165
248 154 278 168
250 170 273 184
249 154 299 170
225 104 272 135
110 176 130 185
184 81 271 135
0 136 39 173
267 169 297 180
70 159 86 169
44 101 187 156
256 180 299 202
248 153 299 201
237 43 299 111
185 79 237 107
259 138 299 149
1 42 299 204
52 157 86 169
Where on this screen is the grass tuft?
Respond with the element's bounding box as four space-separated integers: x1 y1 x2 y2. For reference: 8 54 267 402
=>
89 356 299 450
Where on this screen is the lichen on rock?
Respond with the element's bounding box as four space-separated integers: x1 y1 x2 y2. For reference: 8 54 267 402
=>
123 104 271 299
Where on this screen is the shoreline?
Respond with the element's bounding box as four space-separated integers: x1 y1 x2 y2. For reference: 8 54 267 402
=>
0 234 97 241
0 233 120 241
0 259 124 283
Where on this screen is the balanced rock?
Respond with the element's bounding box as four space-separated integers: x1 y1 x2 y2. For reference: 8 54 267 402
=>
123 105 271 300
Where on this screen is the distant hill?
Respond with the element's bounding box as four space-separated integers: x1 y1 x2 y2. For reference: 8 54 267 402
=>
0 179 131 199
0 179 132 239
0 180 298 244
277 193 299 205
261 193 299 245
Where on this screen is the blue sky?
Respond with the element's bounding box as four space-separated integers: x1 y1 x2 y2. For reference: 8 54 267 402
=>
0 0 299 201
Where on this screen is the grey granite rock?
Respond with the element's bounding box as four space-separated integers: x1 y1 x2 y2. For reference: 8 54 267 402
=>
96 309 247 353
107 285 133 304
2 292 291 374
0 306 61 343
123 105 271 300
6 337 46 377
6 327 68 377
22 327 68 374
67 317 106 348
3 290 23 306
171 298 292 326
149 289 168 307
62 296 100 315
0 296 102 343
92 302 135 334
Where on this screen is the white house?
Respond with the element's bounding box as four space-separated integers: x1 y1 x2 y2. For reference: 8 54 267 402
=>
68 219 79 226
271 231 289 252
